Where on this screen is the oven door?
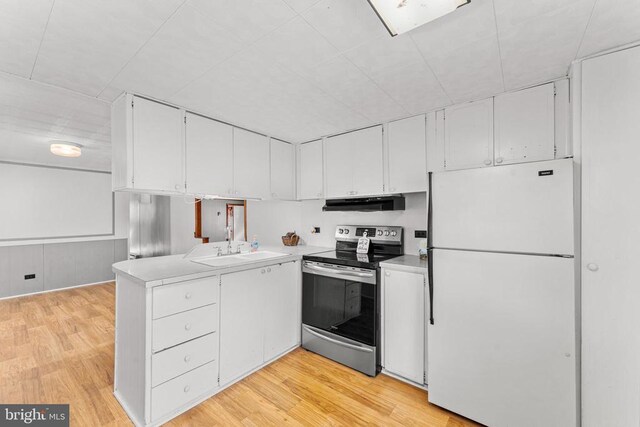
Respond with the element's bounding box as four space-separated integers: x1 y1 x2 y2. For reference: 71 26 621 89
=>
302 261 377 346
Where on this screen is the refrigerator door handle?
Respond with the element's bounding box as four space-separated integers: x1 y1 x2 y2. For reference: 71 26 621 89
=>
427 172 433 249
427 172 434 325
428 249 434 325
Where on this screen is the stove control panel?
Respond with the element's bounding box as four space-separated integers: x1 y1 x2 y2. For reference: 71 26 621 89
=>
335 225 403 244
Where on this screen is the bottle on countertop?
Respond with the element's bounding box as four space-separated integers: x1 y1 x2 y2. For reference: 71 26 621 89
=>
250 235 259 253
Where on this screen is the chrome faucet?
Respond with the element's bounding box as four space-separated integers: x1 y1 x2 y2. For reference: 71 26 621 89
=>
216 247 223 257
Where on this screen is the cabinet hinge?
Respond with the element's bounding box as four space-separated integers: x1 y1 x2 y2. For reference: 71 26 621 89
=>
131 99 134 108
184 116 187 124
423 372 426 383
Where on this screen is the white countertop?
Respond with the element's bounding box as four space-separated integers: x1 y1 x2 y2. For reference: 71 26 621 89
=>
380 255 428 274
112 245 333 286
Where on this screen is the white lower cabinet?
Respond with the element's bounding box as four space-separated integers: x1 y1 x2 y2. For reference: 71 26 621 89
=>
263 262 300 361
220 261 300 384
114 260 301 426
151 361 218 421
382 267 427 385
219 267 265 385
151 333 218 387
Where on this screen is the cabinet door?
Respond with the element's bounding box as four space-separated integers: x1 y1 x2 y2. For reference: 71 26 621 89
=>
444 98 494 171
233 128 269 199
494 83 555 165
263 262 299 361
582 46 640 427
352 126 384 196
324 134 353 198
219 268 264 385
270 139 295 200
387 115 427 193
132 96 184 192
383 269 425 384
185 113 233 196
298 140 324 200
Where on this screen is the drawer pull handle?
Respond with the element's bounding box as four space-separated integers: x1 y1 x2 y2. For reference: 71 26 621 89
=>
184 354 191 363
184 385 190 393
185 292 192 299
184 323 192 331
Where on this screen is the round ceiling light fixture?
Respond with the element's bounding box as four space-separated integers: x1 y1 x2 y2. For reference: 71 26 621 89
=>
50 141 82 158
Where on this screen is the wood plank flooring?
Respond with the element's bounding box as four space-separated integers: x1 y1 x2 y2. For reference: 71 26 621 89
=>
0 283 479 426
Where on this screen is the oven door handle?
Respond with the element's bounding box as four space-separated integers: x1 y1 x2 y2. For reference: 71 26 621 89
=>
303 326 374 353
303 263 375 279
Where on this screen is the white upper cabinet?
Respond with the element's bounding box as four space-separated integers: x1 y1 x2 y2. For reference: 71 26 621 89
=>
233 128 269 199
132 97 184 193
185 113 234 197
270 139 295 200
386 115 427 193
325 126 384 198
494 83 555 165
324 135 353 199
298 140 324 200
112 94 184 193
444 98 494 171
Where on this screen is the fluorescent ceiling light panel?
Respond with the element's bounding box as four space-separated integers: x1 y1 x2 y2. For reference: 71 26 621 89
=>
50 141 82 157
367 0 470 36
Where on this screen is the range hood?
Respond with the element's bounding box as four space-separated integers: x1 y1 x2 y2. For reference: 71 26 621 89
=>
323 196 405 212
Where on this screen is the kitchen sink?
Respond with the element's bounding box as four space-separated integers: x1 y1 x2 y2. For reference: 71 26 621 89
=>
191 251 288 267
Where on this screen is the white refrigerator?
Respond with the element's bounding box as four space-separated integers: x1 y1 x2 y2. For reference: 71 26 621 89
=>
426 159 577 427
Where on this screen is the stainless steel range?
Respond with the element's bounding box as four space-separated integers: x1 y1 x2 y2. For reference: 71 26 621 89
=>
301 225 403 376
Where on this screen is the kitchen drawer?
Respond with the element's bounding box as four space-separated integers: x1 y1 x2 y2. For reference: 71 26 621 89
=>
152 304 218 353
153 276 218 319
152 332 218 387
151 361 218 421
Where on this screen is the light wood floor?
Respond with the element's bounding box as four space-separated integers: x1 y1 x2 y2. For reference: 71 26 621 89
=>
0 283 479 426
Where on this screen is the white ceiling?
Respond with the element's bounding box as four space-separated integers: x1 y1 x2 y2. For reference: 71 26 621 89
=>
1 0 640 169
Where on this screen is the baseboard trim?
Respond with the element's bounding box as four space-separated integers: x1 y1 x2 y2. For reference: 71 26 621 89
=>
0 280 114 302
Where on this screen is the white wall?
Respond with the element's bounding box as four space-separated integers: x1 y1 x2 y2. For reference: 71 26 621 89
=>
297 193 427 254
246 199 302 247
0 162 125 241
